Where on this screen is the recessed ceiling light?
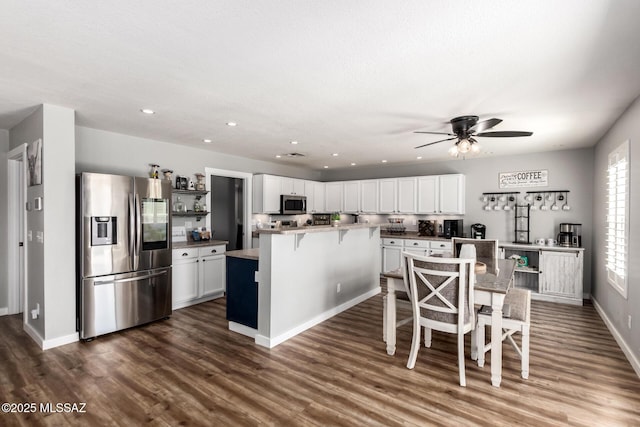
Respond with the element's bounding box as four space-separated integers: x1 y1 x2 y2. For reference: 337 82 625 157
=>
381 160 387 163
290 140 299 145
323 165 329 169
275 155 282 158
203 139 212 143
332 153 339 157
140 108 155 114
350 162 356 166
226 122 237 127
416 156 422 160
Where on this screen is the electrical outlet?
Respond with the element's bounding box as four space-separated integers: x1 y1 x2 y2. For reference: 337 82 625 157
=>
628 315 632 329
337 283 341 293
185 221 193 229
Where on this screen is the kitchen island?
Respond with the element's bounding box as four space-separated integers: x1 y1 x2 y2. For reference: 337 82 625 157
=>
232 224 381 348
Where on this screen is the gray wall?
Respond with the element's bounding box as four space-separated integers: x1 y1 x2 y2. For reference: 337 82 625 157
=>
76 127 321 181
9 105 76 342
593 95 640 365
0 130 9 311
322 148 594 294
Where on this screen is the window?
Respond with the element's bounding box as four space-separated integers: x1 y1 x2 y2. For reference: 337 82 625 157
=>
606 140 629 298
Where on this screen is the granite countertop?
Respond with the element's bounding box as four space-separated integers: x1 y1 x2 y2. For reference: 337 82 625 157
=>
172 239 229 249
380 231 451 241
255 223 380 235
226 248 260 260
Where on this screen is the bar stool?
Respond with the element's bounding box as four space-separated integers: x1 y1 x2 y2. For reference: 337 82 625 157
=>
476 288 531 379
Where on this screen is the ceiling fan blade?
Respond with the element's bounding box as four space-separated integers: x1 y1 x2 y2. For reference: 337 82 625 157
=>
469 118 502 134
413 131 455 136
475 131 533 137
414 137 458 149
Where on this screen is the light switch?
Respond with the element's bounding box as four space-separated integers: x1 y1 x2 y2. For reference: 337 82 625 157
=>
36 231 44 243
27 230 32 241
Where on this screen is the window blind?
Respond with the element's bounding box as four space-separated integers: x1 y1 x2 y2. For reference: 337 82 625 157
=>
606 140 629 298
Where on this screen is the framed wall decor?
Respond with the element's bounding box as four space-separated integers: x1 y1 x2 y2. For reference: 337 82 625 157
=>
27 138 42 186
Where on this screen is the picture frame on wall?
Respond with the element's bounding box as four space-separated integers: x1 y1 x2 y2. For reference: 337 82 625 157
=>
27 138 42 186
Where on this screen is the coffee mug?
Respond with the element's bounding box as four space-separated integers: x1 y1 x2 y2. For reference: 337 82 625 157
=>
546 238 557 246
535 238 545 245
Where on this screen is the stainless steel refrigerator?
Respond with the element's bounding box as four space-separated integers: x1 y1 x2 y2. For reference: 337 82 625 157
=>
77 172 172 339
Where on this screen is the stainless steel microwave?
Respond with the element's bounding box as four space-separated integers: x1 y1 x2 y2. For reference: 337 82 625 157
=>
280 195 307 214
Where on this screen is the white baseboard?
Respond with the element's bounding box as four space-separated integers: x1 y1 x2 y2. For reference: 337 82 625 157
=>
255 287 381 349
23 322 79 350
592 297 640 379
228 321 257 339
0 307 8 316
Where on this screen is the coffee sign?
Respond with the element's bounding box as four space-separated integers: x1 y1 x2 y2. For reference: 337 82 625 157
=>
499 169 548 188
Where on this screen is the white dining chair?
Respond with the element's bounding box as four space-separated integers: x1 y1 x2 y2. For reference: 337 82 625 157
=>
476 287 531 379
403 251 476 386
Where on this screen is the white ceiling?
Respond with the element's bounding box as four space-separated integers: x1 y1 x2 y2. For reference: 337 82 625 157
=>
1 0 640 171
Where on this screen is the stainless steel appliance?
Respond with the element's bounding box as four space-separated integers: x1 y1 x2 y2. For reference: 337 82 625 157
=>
280 194 306 214
77 172 172 340
558 223 582 247
471 223 486 239
443 219 463 238
312 213 330 226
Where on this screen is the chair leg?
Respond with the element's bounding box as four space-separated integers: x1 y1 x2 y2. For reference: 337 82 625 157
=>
407 319 421 369
382 295 387 343
477 317 486 367
521 323 530 379
471 327 477 361
458 331 466 387
424 327 432 348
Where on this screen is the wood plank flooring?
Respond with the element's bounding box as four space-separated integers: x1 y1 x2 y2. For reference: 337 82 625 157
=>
1 294 639 426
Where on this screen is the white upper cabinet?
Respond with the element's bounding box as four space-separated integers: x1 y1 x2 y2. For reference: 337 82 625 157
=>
282 177 305 195
417 176 439 213
305 180 326 213
360 180 379 213
378 178 397 213
325 182 343 212
439 174 465 214
396 177 417 213
343 181 360 213
253 174 282 213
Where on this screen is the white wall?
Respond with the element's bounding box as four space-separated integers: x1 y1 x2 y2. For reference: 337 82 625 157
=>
592 95 640 370
321 148 594 294
0 130 9 312
75 127 321 181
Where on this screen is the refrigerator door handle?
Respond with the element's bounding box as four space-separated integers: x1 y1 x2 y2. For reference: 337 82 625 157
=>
134 193 141 271
128 193 136 271
94 270 168 286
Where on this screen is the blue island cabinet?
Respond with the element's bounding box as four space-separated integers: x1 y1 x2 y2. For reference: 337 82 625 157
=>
226 255 258 329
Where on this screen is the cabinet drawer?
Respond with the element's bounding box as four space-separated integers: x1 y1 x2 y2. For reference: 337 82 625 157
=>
429 241 452 250
198 245 226 257
403 239 430 249
172 248 199 260
382 238 404 247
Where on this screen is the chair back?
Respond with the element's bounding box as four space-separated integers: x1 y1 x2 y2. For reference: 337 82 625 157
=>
453 238 499 274
403 252 476 334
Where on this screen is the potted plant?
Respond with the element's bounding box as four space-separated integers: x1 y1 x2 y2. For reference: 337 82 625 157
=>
331 212 341 227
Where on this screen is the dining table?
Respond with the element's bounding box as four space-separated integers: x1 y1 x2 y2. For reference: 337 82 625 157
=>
382 258 517 387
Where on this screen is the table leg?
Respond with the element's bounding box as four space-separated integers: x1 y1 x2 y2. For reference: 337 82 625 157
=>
386 277 397 356
490 293 506 387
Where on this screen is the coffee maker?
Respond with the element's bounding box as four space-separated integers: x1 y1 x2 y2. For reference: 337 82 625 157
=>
558 223 582 247
470 223 486 239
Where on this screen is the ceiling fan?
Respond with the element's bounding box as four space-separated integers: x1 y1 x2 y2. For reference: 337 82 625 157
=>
414 115 533 157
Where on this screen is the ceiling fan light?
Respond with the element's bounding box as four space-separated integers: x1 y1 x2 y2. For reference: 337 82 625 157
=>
471 143 481 153
448 146 459 157
458 139 471 153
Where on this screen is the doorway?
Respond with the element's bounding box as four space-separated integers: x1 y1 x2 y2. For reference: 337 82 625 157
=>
7 144 27 319
204 168 252 251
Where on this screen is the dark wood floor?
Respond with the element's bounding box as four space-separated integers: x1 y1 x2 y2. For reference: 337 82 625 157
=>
1 294 639 426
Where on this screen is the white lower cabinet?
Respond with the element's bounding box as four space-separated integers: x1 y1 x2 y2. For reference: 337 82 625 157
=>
172 244 226 310
380 237 453 273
